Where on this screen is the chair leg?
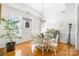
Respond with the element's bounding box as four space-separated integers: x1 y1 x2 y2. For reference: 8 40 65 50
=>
47 46 49 52
42 46 44 55
56 46 58 52
54 47 57 55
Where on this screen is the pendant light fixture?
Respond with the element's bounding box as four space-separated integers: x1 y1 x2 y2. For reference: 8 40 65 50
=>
40 2 46 23
41 2 46 33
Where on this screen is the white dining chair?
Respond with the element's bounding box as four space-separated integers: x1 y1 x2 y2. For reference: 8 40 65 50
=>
48 34 59 55
31 35 43 53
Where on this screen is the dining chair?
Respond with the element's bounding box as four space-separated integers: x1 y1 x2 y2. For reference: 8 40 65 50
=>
31 35 43 53
48 34 59 55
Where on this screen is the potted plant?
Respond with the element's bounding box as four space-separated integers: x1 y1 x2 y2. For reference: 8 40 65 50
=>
0 18 20 52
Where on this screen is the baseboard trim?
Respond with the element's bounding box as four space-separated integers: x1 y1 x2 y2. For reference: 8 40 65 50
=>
16 39 32 45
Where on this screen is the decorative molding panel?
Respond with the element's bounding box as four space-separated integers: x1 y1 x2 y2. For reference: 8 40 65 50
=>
60 32 76 45
0 4 1 23
0 4 1 17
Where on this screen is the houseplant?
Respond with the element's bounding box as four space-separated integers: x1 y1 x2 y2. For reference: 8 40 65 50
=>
0 18 20 52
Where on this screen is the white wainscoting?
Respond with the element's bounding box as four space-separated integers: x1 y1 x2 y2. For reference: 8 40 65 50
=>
77 36 79 49
60 32 76 45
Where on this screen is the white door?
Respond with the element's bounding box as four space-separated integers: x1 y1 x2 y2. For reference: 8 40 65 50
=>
77 5 79 49
21 19 32 41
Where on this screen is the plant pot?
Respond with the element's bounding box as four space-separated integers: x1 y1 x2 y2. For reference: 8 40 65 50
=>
6 42 16 52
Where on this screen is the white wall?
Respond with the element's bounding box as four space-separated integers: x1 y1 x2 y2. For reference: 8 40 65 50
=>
0 4 41 48
60 3 77 45
43 3 77 45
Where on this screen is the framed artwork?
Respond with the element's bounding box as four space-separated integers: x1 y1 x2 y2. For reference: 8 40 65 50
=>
25 21 30 28
23 17 32 28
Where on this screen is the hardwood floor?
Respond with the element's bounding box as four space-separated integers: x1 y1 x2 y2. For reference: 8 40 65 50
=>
0 41 79 56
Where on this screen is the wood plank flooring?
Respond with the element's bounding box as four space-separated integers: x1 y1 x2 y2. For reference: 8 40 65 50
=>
0 41 79 56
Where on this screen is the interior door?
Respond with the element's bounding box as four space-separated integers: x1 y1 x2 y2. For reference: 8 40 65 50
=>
77 5 79 48
21 19 32 41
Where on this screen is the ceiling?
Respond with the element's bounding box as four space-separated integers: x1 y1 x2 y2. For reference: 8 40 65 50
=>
26 3 42 13
5 3 66 18
26 3 66 14
4 3 66 20
26 3 66 21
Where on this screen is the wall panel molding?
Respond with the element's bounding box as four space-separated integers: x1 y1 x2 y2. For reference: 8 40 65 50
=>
0 4 1 17
0 4 1 23
60 32 76 45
